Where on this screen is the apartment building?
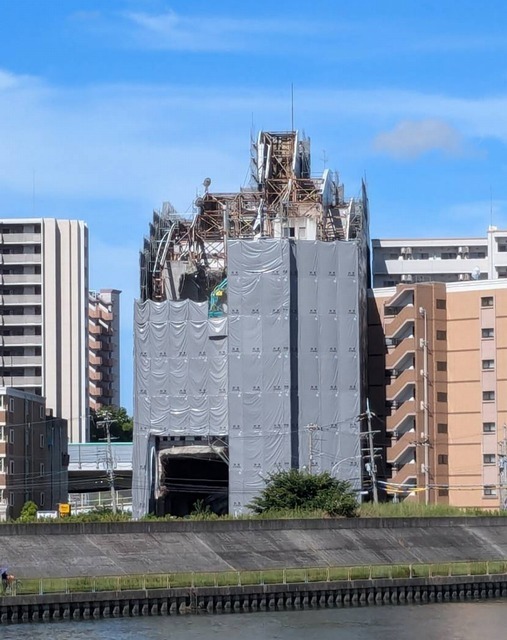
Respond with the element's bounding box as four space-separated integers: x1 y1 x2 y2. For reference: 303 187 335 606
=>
88 289 121 412
372 226 507 288
0 387 68 521
0 219 88 442
370 280 507 508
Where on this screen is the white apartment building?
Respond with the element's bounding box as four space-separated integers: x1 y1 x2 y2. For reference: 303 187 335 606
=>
0 219 88 442
372 226 507 288
89 289 121 411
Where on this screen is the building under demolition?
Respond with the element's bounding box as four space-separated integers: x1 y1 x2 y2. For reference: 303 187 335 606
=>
132 131 370 518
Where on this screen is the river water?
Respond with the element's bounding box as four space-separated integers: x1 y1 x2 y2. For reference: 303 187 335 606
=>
1 601 506 639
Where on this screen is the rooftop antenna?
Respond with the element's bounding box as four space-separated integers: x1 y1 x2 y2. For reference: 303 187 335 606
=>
490 186 494 229
291 83 294 132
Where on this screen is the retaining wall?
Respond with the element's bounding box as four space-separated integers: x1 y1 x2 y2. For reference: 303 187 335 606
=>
1 517 507 579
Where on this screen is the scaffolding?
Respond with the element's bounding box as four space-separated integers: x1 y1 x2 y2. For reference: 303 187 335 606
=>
139 131 367 304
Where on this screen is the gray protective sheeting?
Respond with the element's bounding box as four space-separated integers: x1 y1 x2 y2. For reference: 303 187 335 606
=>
133 239 364 518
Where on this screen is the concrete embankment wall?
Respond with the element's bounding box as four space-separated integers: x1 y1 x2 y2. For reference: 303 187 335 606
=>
1 517 507 579
2 575 507 624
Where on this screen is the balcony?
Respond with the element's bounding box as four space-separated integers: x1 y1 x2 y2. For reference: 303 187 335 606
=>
386 337 416 370
0 315 42 326
0 233 41 244
0 294 41 306
387 430 416 464
386 368 416 401
0 335 42 346
89 307 113 321
0 254 41 265
0 355 42 367
0 274 41 285
89 370 103 382
0 375 41 386
89 354 102 366
390 461 417 487
384 305 415 339
386 399 416 432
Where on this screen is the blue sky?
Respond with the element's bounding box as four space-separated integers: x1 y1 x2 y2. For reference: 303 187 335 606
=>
1 1 507 413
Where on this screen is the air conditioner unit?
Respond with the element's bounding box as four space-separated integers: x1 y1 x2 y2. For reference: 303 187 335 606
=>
458 273 470 281
458 246 469 254
401 274 413 282
401 247 412 255
391 369 399 377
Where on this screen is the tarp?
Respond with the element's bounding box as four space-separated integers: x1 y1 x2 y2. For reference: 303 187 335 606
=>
132 238 365 518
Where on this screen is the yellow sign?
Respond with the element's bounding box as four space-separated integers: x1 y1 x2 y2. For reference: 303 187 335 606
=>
58 503 71 517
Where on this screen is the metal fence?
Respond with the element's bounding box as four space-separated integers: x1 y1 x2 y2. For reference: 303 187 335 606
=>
3 561 507 597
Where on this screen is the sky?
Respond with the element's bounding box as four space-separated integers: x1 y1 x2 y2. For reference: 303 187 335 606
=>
1 0 507 413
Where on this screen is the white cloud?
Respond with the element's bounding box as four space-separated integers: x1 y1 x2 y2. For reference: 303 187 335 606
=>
113 9 325 52
372 119 465 159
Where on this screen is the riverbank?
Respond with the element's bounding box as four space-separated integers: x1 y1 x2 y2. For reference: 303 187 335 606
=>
2 573 507 624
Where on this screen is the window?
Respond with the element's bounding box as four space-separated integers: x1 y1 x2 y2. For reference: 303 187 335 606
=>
39 463 44 476
436 299 446 310
483 454 496 465
482 328 494 339
437 392 448 402
437 423 448 434
436 330 447 340
437 361 447 372
39 434 45 449
9 492 14 506
482 359 495 370
481 296 494 307
442 252 457 260
438 455 448 465
0 426 4 442
39 405 44 419
9 460 14 475
9 429 14 444
483 422 496 433
39 492 45 507
483 391 495 402
483 485 497 497
438 489 449 497
383 280 396 287
0 457 5 473
8 398 14 413
418 253 429 260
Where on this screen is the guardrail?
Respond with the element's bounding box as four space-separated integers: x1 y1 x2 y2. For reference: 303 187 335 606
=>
4 561 507 597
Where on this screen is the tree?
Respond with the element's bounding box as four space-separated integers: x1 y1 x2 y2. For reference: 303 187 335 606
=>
248 469 358 518
89 406 133 442
18 500 38 522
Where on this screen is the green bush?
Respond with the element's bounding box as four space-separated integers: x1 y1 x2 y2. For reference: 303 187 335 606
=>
18 500 38 522
248 469 358 518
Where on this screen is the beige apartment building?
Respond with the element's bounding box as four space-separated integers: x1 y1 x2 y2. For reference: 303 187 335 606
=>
370 280 507 508
88 289 121 412
0 387 68 520
0 218 88 442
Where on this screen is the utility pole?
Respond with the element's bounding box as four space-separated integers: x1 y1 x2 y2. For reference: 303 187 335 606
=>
306 423 319 475
498 424 507 511
419 306 430 506
97 411 117 514
361 400 379 504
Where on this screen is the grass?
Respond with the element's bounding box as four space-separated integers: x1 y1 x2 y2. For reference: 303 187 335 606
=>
7 560 507 597
358 503 504 518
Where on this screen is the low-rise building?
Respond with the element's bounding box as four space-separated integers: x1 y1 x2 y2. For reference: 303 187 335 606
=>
372 226 507 288
0 388 68 520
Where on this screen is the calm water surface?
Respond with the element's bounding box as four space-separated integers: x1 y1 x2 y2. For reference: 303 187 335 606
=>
2 601 506 639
